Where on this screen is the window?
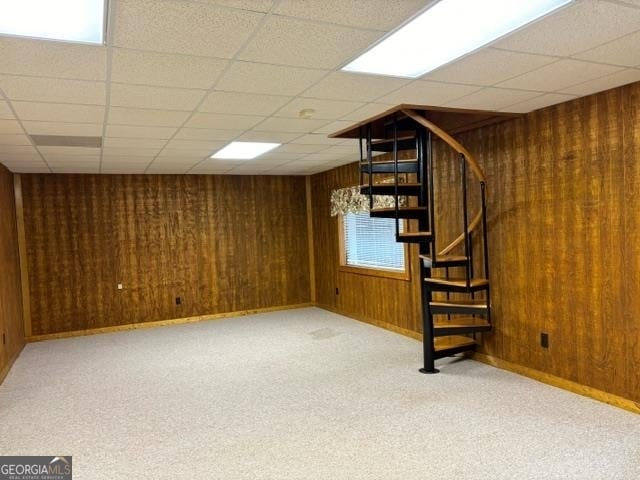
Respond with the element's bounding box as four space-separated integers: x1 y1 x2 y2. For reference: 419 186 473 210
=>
339 212 409 280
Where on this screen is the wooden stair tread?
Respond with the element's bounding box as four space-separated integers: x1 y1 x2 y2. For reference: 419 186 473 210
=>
425 277 489 288
362 182 421 188
430 299 487 308
434 317 490 328
434 335 476 352
398 231 431 237
371 134 415 145
360 159 417 164
372 207 426 212
420 254 468 263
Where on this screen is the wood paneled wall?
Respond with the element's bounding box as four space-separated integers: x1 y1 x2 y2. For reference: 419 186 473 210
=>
21 174 311 335
0 164 25 379
311 81 640 404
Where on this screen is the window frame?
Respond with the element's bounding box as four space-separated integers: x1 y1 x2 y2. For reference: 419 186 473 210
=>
337 213 411 281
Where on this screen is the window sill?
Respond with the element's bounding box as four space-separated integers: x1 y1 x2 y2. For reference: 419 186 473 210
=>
338 264 411 281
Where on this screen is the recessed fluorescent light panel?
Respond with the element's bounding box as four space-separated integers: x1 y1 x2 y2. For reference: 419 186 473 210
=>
211 142 280 160
0 0 106 44
343 0 572 78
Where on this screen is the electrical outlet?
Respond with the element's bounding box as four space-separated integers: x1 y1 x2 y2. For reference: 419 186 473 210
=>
540 332 549 349
176 296 181 305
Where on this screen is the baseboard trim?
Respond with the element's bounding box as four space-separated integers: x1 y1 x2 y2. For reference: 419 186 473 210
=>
472 352 640 415
316 305 640 415
26 303 314 343
0 343 25 385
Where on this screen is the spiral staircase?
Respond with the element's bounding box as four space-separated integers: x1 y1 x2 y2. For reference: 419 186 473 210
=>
331 105 516 373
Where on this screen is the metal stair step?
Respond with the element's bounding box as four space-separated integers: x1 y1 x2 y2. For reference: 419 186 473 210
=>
433 335 477 359
420 254 468 268
424 276 489 293
430 299 488 315
369 207 427 219
370 135 417 152
360 183 422 196
396 231 432 243
434 317 491 337
360 160 419 174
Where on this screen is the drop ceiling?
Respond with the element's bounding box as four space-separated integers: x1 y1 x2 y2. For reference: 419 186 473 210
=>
1 0 639 175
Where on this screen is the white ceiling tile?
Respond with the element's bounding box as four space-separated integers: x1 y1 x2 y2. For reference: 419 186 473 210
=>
164 139 225 150
110 84 205 111
108 107 191 127
377 80 481 105
238 15 382 69
229 163 281 173
103 137 167 148
113 0 263 57
253 117 329 133
497 60 623 92
22 121 103 136
574 31 640 67
303 72 409 102
236 131 302 143
101 166 149 174
102 146 161 156
501 93 578 113
147 157 203 165
157 148 211 157
289 134 345 145
0 101 15 119
0 145 38 155
274 144 328 154
274 0 429 30
275 98 363 120
50 165 101 174
424 48 558 86
256 152 305 161
313 120 355 135
0 37 106 80
0 134 31 145
1 163 50 173
111 49 228 89
446 88 542 111
0 75 105 105
340 103 392 122
216 62 327 96
558 69 640 96
144 165 192 174
0 151 42 161
197 0 274 12
12 102 104 123
102 156 155 165
199 91 291 116
105 125 177 139
42 155 100 163
174 128 243 141
495 0 640 56
38 146 100 156
185 113 264 129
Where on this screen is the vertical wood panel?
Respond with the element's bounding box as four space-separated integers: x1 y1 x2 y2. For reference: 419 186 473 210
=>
312 81 640 403
21 174 311 335
0 164 25 380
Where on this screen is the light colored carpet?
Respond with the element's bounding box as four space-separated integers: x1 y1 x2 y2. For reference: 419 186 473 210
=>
0 307 638 480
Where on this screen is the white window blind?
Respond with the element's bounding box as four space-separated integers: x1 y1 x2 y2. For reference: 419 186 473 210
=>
343 212 405 271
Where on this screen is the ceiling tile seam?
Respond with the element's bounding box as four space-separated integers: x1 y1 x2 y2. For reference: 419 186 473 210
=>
498 92 577 112
490 45 640 69
602 0 640 11
149 0 284 174
569 26 640 57
265 12 387 34
99 0 118 174
0 89 52 172
0 72 107 86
